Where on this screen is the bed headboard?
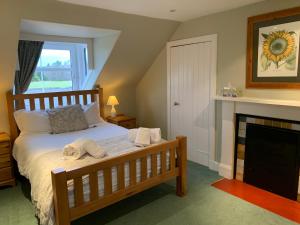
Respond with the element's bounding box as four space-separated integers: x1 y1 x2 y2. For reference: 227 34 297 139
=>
6 88 104 142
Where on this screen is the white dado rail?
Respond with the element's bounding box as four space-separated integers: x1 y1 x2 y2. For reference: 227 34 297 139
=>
215 96 300 179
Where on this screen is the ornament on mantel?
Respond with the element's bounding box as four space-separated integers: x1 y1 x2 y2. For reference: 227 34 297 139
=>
221 83 241 97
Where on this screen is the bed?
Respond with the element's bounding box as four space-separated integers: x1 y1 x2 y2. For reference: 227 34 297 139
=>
6 88 187 225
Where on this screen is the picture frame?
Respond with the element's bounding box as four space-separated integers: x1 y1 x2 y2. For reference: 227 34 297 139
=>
246 7 300 89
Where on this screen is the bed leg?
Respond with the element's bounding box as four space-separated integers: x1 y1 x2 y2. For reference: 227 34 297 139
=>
176 136 187 197
51 168 70 225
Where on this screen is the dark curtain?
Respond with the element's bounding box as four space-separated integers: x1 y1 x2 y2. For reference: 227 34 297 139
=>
14 40 44 94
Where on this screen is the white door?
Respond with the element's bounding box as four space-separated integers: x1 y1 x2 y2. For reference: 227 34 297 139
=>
169 41 212 166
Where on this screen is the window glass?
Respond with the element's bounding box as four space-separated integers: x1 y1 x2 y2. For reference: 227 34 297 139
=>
38 49 71 68
30 71 73 93
28 49 72 93
26 42 89 94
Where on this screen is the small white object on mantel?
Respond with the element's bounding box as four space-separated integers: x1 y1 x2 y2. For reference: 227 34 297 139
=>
215 96 300 108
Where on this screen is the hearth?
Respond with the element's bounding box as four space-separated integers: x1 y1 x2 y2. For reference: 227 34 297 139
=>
234 114 300 201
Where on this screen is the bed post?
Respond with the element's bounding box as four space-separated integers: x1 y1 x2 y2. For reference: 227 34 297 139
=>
51 168 70 225
98 88 105 118
6 90 18 142
176 136 187 196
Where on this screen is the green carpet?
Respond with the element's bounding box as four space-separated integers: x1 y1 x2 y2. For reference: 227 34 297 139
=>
0 162 296 225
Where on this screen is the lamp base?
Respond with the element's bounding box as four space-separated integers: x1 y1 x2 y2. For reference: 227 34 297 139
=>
111 105 117 117
110 111 117 117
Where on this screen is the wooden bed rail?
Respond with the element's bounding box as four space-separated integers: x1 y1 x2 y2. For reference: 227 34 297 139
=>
51 136 187 225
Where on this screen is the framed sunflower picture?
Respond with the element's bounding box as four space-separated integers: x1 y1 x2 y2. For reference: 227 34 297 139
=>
246 7 300 89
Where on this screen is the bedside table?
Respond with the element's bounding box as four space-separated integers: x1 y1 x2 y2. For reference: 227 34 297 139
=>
0 133 15 187
107 115 136 129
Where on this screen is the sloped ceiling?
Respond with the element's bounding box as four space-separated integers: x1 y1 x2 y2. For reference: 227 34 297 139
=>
19 0 179 92
20 19 120 38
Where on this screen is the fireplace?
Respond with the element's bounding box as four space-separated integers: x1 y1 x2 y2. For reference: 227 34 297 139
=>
234 114 300 201
244 123 300 200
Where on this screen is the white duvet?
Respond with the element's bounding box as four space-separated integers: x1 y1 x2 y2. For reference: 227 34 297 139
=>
13 122 167 225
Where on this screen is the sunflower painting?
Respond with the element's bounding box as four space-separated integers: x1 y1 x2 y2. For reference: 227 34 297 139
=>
247 7 300 89
257 21 300 78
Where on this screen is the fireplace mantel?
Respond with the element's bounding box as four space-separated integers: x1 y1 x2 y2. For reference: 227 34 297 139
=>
215 97 300 180
215 96 300 108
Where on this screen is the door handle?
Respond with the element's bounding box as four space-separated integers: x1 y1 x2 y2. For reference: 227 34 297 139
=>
174 102 180 106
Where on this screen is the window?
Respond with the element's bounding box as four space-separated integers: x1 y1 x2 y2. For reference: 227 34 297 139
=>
27 42 89 94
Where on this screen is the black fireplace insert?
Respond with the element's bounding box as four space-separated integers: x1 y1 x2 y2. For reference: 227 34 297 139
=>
244 123 300 200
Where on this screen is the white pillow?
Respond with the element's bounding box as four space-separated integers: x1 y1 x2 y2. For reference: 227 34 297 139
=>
14 109 51 133
83 103 104 126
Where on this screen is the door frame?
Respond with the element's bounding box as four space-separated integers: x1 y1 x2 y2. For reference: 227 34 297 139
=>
166 34 218 170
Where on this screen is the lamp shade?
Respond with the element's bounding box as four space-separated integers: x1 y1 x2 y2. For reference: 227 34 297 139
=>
107 96 119 106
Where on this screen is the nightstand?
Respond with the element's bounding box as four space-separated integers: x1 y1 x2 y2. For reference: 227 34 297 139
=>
0 133 15 187
107 115 136 129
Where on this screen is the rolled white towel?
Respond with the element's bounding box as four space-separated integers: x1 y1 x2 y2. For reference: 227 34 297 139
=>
150 128 161 143
135 127 151 147
128 128 138 142
83 139 106 159
63 138 87 160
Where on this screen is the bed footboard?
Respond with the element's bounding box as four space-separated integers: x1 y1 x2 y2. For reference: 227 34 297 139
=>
51 136 187 225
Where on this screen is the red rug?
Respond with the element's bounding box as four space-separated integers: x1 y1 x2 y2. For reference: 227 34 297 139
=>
212 179 300 224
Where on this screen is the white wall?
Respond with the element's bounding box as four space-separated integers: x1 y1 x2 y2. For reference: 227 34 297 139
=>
136 49 168 137
84 33 120 89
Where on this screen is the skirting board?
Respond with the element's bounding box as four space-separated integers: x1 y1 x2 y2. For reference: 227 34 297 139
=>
188 150 219 172
209 160 219 172
188 150 209 166
219 163 233 179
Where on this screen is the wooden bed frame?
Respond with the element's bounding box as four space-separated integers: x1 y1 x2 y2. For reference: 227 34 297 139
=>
6 88 187 225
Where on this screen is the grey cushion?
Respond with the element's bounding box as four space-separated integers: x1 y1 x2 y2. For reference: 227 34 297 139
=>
47 105 89 134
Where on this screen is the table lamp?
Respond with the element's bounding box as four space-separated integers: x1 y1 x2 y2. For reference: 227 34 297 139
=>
107 96 119 117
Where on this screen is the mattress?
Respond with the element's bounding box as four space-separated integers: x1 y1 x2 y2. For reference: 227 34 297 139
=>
13 122 168 225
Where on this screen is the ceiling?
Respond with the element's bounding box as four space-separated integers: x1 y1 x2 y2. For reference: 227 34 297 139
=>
58 0 265 21
20 20 120 38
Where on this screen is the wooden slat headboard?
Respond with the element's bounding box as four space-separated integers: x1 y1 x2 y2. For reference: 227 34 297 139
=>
6 88 104 142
